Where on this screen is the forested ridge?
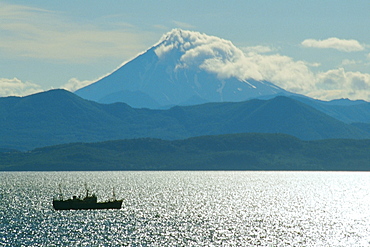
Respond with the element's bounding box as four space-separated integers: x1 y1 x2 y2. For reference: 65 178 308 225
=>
2 133 370 171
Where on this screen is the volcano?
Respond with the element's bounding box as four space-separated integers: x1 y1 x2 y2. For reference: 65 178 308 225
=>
75 29 291 108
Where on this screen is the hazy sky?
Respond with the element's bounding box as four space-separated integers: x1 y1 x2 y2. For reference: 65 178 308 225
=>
1 1 370 101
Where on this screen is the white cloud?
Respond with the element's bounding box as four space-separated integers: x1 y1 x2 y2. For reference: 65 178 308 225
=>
246 53 317 94
0 77 95 96
61 78 95 92
341 59 359 66
0 3 152 63
241 45 275 53
0 78 42 97
309 69 370 100
301 37 365 52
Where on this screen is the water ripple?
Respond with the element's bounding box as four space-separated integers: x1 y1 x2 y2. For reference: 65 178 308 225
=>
1 171 370 246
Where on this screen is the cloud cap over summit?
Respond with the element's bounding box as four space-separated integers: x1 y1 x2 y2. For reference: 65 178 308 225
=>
155 29 264 81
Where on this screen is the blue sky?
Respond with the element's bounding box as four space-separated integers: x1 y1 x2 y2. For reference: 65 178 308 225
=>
1 0 370 100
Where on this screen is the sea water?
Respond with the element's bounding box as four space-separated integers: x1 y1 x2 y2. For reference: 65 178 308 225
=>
1 171 370 246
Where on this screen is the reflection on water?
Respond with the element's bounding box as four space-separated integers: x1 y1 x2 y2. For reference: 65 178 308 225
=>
1 171 370 246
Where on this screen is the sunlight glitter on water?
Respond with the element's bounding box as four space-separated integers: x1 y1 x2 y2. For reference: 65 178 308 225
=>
1 171 370 246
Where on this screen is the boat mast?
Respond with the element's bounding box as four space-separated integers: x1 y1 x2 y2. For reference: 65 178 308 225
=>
84 183 89 198
58 184 63 200
112 187 116 200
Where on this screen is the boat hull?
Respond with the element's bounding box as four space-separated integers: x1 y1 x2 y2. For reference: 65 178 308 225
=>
53 200 123 210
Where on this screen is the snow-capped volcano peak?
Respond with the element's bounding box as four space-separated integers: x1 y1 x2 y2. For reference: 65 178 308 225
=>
154 29 222 56
75 29 290 108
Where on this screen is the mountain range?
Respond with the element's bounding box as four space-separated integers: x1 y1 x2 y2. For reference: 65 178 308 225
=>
2 28 370 172
1 89 370 151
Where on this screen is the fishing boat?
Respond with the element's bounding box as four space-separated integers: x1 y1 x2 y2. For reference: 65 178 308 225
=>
53 185 123 210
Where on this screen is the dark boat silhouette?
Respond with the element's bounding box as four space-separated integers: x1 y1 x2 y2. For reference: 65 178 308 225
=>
53 185 123 210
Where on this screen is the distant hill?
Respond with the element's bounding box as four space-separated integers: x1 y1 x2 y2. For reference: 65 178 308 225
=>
2 133 370 171
163 96 370 140
291 96 370 124
1 89 370 151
